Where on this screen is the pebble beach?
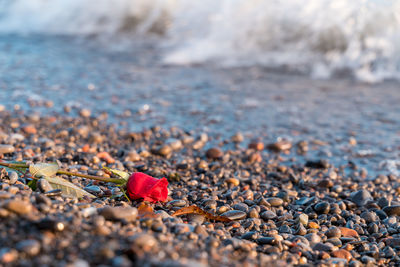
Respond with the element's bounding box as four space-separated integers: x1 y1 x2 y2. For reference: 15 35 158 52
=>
1 34 400 267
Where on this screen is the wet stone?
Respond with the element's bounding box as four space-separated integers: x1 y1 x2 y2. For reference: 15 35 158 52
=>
205 147 223 159
314 202 330 214
383 205 400 216
267 197 284 207
167 199 186 207
100 206 138 222
0 145 15 154
298 214 309 226
5 200 32 215
360 211 377 223
84 185 102 194
261 210 277 220
351 189 373 207
0 248 18 264
16 239 41 256
232 203 249 213
313 242 335 252
326 226 341 238
220 210 247 220
38 178 53 193
129 233 157 251
8 171 18 184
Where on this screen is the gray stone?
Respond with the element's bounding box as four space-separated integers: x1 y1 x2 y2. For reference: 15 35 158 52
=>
351 189 372 207
37 178 53 193
220 210 247 220
100 206 138 222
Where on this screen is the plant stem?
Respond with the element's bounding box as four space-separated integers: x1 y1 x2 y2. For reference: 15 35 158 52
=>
57 170 126 184
0 162 126 185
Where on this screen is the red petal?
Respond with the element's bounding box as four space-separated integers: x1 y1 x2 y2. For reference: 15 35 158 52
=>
127 172 168 203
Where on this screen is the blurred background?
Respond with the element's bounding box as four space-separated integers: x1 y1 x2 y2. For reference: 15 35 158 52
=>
0 0 400 175
1 0 399 81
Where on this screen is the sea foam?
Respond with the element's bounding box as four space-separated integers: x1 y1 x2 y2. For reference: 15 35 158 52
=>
1 0 399 82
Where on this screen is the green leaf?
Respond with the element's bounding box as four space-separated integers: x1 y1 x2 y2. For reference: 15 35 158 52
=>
27 179 37 191
103 167 130 181
29 163 59 178
44 176 95 199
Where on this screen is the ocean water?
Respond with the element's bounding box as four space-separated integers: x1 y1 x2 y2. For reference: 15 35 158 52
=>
0 0 399 82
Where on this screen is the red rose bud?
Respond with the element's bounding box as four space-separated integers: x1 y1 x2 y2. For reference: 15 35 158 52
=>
127 172 168 203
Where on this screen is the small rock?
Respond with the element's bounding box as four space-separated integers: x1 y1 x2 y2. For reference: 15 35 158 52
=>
79 109 91 117
84 185 102 194
298 214 309 226
267 197 283 207
100 206 138 222
225 178 240 186
231 133 244 143
314 202 330 214
37 178 53 193
248 142 264 151
305 159 330 169
339 227 359 238
326 226 341 238
383 205 400 216
16 239 41 256
5 200 32 215
267 140 292 152
220 210 247 220
313 242 336 252
331 249 352 261
0 145 14 154
351 189 372 207
129 233 157 251
261 210 277 220
0 248 18 264
8 171 18 184
206 148 223 160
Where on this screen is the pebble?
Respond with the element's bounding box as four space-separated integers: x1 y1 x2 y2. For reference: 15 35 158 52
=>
326 226 341 238
267 140 292 152
332 249 352 261
313 242 336 252
383 205 400 216
225 178 240 186
38 178 53 193
298 214 309 226
129 233 157 251
5 200 32 215
220 210 247 220
351 189 372 207
84 185 102 194
261 211 277 220
16 239 41 256
99 206 138 222
267 197 283 207
0 248 18 264
314 202 330 214
205 147 224 159
8 171 18 184
0 144 14 154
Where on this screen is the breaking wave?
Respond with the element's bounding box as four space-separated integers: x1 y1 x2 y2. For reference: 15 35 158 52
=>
1 0 400 82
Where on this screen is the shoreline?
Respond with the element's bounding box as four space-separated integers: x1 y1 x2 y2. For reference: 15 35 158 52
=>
0 112 398 266
1 34 400 266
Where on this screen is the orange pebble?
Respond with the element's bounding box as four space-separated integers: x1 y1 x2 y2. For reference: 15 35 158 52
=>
96 152 115 164
308 222 320 229
82 144 90 153
331 249 352 261
339 227 359 238
22 125 37 134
